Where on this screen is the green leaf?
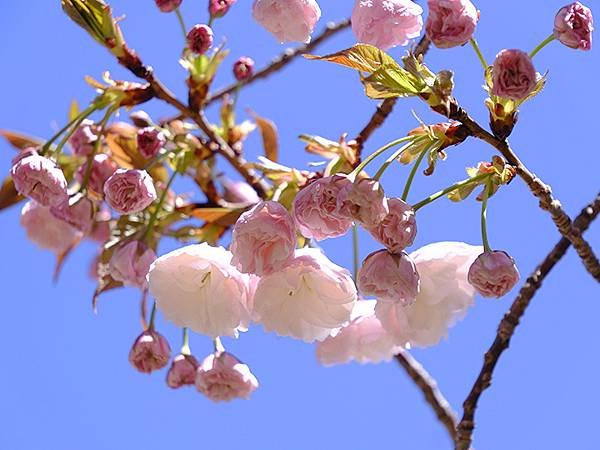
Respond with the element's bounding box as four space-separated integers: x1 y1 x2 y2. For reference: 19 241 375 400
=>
447 181 480 202
361 64 425 99
304 44 399 74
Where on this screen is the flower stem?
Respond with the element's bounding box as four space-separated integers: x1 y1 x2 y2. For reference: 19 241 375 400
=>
213 336 224 354
480 180 492 252
412 173 489 212
148 301 158 330
181 327 191 355
43 105 98 157
143 168 178 242
175 8 187 39
401 145 430 202
80 106 116 192
470 38 488 70
373 141 413 181
350 136 414 179
352 224 359 280
529 34 556 58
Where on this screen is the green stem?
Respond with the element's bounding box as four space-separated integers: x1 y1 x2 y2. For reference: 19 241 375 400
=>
470 38 488 70
480 180 492 252
401 145 430 202
181 327 191 355
148 301 158 330
143 169 178 241
207 16 214 28
350 136 414 179
213 336 224 353
143 146 186 171
43 105 98 156
352 224 359 280
373 141 413 181
53 106 104 159
412 173 490 212
529 34 556 58
80 106 116 192
175 8 187 39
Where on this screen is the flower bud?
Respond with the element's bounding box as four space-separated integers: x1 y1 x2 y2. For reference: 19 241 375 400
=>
221 177 260 204
128 329 171 374
69 119 99 156
186 24 214 55
209 0 236 19
426 0 479 49
195 352 259 402
342 178 389 228
109 240 157 288
367 198 417 254
253 0 321 43
233 57 255 82
137 127 166 160
467 250 520 298
491 49 537 100
357 250 420 306
104 169 157 214
166 353 200 389
75 154 117 196
11 150 68 207
155 0 182 12
554 2 593 50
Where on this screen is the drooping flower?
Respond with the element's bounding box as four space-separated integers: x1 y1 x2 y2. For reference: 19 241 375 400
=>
104 169 157 214
491 49 537 100
69 119 99 156
230 201 296 276
253 248 357 342
554 2 593 50
155 0 182 13
221 177 260 204
209 0 237 19
367 198 417 254
376 241 482 348
252 0 321 43
426 0 479 49
88 208 112 243
109 240 157 288
195 352 259 402
128 329 171 374
20 201 82 254
137 127 166 160
187 24 214 55
292 175 353 241
316 299 402 366
467 250 520 298
11 150 68 207
166 353 200 389
342 178 389 228
351 0 424 50
50 196 95 234
233 56 255 81
147 243 252 338
75 154 117 196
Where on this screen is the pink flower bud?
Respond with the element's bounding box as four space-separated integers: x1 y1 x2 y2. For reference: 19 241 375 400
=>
292 175 353 241
367 198 417 253
554 2 593 50
351 0 423 50
357 250 420 306
342 178 389 228
231 201 296 276
128 329 171 374
104 169 157 214
221 177 260 204
166 353 200 389
69 119 99 156
252 0 321 43
137 127 166 160
75 154 118 196
186 24 214 55
467 250 520 298
155 0 182 13
20 201 82 254
195 352 258 402
11 151 68 207
491 49 537 100
426 0 479 49
233 57 255 81
209 0 236 19
109 240 157 288
50 197 95 234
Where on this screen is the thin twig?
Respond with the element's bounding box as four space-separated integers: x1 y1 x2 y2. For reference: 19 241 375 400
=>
395 350 458 441
454 192 600 450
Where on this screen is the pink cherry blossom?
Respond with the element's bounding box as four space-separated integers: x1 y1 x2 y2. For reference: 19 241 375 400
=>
210 0 236 19
491 49 537 100
367 198 417 253
104 169 157 215
167 354 200 389
221 177 260 204
316 300 402 366
11 150 68 207
426 0 479 49
137 127 166 160
352 0 424 50
342 178 388 228
252 0 321 43
187 24 214 55
69 119 99 156
75 154 117 196
128 329 171 374
50 197 94 234
376 241 482 348
467 250 520 298
109 240 157 288
253 248 357 342
292 175 353 241
155 0 182 13
147 243 252 338
88 208 112 243
357 250 420 306
230 201 296 276
195 352 259 402
554 2 593 50
233 57 255 81
20 201 82 254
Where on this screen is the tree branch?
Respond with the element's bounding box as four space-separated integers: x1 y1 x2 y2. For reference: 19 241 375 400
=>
395 350 458 442
454 192 600 450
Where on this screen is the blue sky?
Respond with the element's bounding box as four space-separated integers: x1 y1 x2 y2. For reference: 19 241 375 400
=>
0 1 598 449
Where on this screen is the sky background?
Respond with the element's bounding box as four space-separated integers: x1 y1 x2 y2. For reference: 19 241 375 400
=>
0 1 599 449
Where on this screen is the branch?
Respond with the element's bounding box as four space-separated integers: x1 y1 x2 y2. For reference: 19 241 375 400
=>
454 192 600 450
395 350 458 442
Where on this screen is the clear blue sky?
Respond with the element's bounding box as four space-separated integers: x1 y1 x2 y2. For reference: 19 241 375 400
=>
0 1 598 449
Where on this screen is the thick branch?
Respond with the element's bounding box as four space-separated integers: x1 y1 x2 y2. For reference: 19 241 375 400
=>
454 192 600 450
395 350 458 441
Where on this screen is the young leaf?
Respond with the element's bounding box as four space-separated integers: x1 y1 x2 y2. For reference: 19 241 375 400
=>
361 64 425 99
0 130 43 150
248 110 279 162
305 44 399 74
0 176 24 211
